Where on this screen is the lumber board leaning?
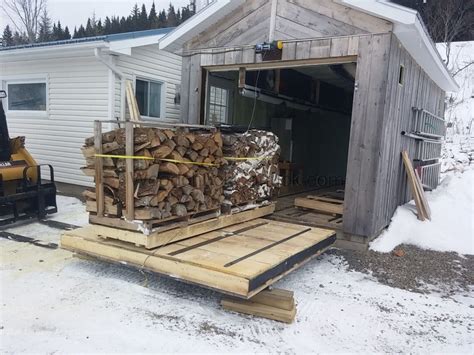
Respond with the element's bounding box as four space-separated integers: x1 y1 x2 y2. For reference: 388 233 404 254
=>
415 169 432 220
401 151 425 221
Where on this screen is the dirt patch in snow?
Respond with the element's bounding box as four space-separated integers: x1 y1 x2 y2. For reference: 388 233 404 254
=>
331 245 474 296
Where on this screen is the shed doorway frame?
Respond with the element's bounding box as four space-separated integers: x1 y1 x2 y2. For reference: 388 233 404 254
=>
199 57 358 233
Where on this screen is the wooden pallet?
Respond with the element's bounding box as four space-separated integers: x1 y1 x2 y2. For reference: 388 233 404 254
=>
89 203 276 249
89 207 222 235
61 219 336 298
294 195 344 216
222 288 296 323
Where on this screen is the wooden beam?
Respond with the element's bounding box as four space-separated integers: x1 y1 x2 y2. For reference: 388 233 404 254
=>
94 121 104 217
205 55 357 72
125 121 135 221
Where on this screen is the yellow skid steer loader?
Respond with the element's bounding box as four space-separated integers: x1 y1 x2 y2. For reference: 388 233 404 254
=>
0 90 57 225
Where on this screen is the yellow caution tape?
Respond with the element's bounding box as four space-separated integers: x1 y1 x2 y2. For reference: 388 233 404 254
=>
223 156 272 161
95 154 154 160
94 154 219 167
157 158 219 167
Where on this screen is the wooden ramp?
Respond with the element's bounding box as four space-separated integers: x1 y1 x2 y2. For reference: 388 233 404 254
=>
61 219 336 299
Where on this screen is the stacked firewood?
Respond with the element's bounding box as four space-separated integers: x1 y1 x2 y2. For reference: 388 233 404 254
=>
81 127 225 220
220 130 282 206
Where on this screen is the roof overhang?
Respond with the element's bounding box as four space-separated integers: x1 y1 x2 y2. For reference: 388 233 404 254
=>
160 0 458 92
338 0 459 91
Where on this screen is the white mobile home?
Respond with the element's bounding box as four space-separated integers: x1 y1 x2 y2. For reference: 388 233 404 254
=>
0 29 182 186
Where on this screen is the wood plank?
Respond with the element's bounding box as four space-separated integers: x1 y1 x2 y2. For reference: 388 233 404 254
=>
295 197 343 215
401 151 425 221
221 297 296 323
125 122 135 221
90 204 276 249
94 121 104 217
249 288 295 311
415 169 432 220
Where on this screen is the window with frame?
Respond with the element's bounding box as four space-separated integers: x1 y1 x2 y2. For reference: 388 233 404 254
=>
135 78 163 119
207 86 229 124
7 81 47 111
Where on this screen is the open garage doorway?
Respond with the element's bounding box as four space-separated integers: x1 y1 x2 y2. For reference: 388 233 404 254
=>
202 62 357 230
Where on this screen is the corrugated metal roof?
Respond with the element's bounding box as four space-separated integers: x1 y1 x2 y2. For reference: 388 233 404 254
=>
0 28 175 52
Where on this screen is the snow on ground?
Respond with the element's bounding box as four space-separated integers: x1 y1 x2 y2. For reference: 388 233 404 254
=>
371 168 474 255
1 216 472 353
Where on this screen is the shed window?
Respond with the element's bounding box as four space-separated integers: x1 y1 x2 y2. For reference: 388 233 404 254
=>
7 82 47 111
136 78 163 118
208 86 229 124
398 65 405 86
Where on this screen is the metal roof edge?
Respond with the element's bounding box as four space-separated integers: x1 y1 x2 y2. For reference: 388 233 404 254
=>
0 28 175 55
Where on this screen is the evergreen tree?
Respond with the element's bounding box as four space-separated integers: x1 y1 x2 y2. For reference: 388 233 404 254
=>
63 26 71 40
176 9 181 25
73 27 78 38
139 4 148 30
2 25 14 47
104 17 112 34
75 25 87 38
12 31 28 45
149 2 159 28
57 21 65 40
51 23 58 40
38 9 52 42
96 20 104 35
117 16 126 33
85 18 95 37
158 10 167 28
130 4 140 30
166 4 178 27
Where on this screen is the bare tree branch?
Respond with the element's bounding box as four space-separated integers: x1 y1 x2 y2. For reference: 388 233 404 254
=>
1 0 47 42
453 61 474 77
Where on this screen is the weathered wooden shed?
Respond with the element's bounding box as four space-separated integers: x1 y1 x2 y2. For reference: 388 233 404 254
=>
159 0 458 244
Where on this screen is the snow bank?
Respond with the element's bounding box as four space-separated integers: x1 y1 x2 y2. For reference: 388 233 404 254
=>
371 169 474 255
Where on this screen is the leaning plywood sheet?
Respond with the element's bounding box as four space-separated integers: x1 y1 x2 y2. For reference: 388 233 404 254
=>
61 219 336 298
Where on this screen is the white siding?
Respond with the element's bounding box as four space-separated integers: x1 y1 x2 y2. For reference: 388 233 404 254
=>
0 43 182 187
116 45 182 121
0 48 109 186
